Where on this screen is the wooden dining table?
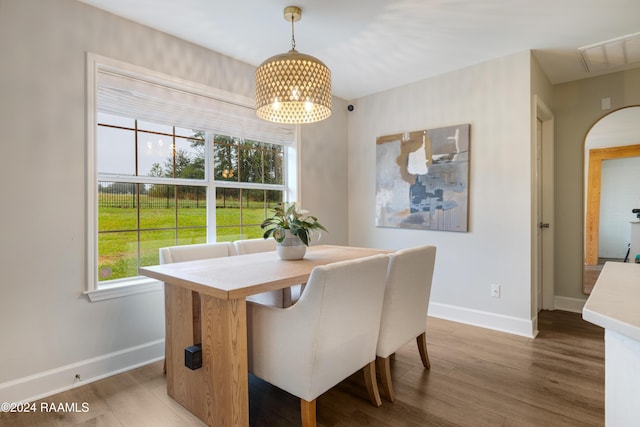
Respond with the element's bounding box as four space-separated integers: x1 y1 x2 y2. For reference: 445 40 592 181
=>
138 244 390 427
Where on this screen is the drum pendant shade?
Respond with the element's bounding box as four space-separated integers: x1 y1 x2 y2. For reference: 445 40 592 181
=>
255 6 332 124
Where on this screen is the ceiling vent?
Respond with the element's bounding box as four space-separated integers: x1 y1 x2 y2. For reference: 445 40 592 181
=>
579 32 640 72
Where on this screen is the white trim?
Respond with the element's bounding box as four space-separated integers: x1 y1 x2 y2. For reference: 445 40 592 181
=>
86 52 99 293
291 125 301 204
554 296 587 313
85 277 163 302
0 339 164 404
429 302 537 338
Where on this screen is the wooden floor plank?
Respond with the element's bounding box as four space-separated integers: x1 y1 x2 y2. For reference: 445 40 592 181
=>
0 310 604 427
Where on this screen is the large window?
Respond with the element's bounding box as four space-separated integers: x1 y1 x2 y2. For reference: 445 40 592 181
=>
87 54 296 299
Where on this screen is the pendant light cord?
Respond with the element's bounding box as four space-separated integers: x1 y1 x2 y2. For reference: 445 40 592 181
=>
290 15 296 50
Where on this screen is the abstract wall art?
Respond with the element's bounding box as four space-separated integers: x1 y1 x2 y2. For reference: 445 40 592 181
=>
375 124 470 232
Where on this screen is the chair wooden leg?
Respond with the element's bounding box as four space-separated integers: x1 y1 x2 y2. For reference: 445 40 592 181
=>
376 356 395 402
300 399 317 427
363 361 383 407
417 332 431 369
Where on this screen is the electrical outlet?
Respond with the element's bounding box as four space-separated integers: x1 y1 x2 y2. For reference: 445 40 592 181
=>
490 284 501 298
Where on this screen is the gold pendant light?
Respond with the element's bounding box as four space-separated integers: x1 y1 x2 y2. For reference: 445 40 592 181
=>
255 6 332 124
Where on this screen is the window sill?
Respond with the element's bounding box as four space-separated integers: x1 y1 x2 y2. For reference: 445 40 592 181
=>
85 276 163 302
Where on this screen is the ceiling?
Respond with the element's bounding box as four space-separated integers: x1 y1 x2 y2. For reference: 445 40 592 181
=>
78 0 640 100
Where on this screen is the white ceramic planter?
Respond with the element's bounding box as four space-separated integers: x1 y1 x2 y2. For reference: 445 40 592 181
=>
276 230 307 260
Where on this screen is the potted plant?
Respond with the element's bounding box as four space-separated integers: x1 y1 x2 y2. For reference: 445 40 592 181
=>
261 202 327 260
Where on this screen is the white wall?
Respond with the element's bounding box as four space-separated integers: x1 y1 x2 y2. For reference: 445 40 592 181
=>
300 97 350 246
600 157 640 258
0 0 347 402
347 51 536 336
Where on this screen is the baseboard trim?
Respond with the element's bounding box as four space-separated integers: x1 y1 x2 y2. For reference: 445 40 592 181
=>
429 302 536 338
0 339 164 404
554 296 587 313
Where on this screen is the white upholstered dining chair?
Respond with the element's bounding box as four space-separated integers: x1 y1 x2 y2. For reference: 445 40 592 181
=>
376 245 437 402
247 255 390 427
234 237 299 307
159 241 236 264
233 237 276 255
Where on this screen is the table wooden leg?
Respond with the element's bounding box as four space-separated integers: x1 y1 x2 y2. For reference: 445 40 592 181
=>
165 285 249 426
165 285 205 417
199 294 249 427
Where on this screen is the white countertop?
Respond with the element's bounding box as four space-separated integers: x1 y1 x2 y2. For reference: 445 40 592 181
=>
583 262 640 341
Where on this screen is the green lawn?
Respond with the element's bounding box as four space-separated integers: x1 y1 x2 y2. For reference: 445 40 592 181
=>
98 205 270 282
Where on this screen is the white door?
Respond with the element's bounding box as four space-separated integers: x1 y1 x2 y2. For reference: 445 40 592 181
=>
537 118 544 311
536 99 555 311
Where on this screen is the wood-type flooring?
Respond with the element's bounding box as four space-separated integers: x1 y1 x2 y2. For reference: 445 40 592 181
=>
0 310 604 426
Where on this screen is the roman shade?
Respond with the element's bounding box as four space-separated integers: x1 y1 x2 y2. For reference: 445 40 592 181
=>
95 60 296 147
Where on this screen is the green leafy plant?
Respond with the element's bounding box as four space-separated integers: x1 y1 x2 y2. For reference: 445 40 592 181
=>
261 202 327 246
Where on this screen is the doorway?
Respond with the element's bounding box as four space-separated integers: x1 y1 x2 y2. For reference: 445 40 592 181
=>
582 106 640 294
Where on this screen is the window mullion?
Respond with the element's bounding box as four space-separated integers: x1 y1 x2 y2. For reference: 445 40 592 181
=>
97 174 208 187
173 129 178 245
207 131 217 243
135 122 142 273
211 181 284 191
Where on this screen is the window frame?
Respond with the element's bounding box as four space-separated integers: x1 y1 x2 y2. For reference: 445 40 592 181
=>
85 53 298 301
